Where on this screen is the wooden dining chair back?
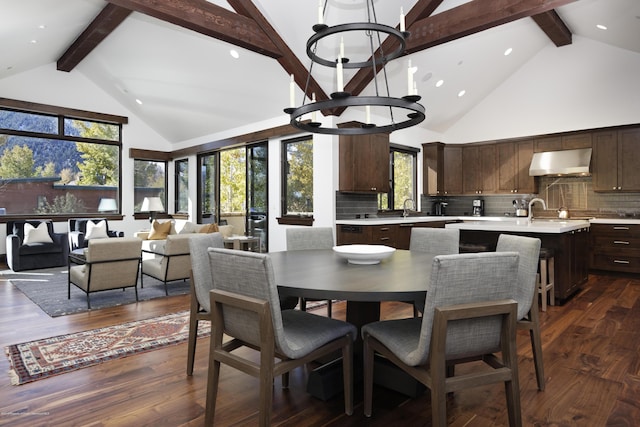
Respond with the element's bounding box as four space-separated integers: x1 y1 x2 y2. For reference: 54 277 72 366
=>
362 252 522 427
285 227 335 315
185 232 224 376
496 233 545 390
409 227 460 315
205 248 357 427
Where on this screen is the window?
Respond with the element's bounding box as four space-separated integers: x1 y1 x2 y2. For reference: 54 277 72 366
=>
282 137 313 217
378 145 418 211
134 160 166 213
198 153 218 223
175 159 189 214
0 103 123 217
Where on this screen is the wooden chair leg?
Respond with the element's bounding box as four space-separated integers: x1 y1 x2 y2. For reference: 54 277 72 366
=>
528 304 546 391
186 317 198 376
327 300 332 317
341 337 354 416
204 359 221 425
540 258 548 312
548 256 555 306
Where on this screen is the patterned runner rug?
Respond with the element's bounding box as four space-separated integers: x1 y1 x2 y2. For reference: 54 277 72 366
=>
5 311 210 385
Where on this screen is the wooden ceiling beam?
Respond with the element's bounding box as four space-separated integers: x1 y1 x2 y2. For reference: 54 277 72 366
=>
532 10 573 46
405 0 578 53
106 0 282 58
57 4 132 72
227 0 330 109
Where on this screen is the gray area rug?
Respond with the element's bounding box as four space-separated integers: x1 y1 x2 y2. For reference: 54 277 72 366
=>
1 267 190 317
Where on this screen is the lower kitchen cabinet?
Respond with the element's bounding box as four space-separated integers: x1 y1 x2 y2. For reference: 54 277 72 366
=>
590 223 640 273
457 227 590 303
336 220 452 250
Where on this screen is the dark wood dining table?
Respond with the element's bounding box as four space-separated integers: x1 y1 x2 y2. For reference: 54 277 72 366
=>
270 248 433 330
269 248 434 399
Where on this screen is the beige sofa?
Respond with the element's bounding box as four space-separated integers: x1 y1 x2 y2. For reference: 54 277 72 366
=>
135 220 233 295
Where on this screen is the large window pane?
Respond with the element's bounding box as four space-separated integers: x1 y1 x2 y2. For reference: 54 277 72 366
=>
378 146 417 211
0 135 119 215
134 160 166 213
0 109 58 134
175 159 189 214
199 153 218 223
282 137 313 216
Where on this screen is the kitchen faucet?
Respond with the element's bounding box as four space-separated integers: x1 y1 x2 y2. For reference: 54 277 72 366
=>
528 198 547 222
402 198 415 218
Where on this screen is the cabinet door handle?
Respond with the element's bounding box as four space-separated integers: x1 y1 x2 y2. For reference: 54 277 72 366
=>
379 237 390 241
379 227 390 231
614 240 630 245
614 260 630 264
613 226 630 230
400 224 414 227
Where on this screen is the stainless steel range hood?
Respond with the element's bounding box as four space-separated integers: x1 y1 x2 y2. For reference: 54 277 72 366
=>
529 148 592 176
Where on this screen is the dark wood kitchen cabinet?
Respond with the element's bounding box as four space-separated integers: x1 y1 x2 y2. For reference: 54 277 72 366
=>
496 140 537 194
337 220 451 250
592 128 640 192
462 144 496 194
422 143 462 195
590 223 640 273
339 133 389 193
443 145 463 195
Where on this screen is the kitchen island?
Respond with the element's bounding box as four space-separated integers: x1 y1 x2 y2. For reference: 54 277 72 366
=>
445 219 591 303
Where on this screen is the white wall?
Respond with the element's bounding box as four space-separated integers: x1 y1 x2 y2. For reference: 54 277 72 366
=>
444 36 640 143
0 63 174 253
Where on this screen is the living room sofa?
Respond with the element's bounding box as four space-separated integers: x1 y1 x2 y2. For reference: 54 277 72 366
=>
135 219 233 295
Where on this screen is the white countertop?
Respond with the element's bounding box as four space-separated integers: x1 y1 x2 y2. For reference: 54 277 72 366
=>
445 218 590 233
336 215 640 232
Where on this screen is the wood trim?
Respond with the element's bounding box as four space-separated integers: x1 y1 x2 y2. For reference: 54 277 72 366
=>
129 148 173 161
276 216 314 226
0 97 128 124
171 121 310 158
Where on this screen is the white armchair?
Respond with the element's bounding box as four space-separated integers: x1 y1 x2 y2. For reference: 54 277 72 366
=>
140 234 192 295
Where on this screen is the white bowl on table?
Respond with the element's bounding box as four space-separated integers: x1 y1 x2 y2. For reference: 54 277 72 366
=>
332 244 396 265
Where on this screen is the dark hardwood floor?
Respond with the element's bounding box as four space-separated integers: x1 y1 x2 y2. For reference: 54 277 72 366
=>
1 269 639 426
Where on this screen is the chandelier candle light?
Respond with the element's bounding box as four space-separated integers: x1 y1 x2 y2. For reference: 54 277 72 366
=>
284 0 425 135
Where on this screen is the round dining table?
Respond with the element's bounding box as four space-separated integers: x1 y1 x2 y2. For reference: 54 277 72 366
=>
270 248 433 331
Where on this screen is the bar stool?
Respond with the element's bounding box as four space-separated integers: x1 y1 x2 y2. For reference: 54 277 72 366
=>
537 247 555 311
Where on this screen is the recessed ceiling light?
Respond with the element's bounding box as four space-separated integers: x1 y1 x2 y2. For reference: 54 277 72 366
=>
30 39 37 44
38 25 46 29
596 24 607 30
230 49 239 59
458 90 466 97
504 47 513 56
135 99 143 105
435 79 444 87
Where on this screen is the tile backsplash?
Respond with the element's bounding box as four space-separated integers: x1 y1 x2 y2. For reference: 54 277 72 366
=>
336 176 640 219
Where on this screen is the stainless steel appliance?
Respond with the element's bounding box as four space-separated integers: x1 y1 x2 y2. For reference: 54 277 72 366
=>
432 201 448 216
472 199 484 216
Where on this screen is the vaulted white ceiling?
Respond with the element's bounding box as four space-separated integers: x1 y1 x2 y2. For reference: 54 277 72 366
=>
1 0 639 143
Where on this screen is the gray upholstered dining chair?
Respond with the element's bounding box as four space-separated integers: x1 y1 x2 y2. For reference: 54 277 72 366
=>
186 232 224 376
362 252 522 427
409 227 460 314
285 227 335 316
205 248 357 426
495 233 544 390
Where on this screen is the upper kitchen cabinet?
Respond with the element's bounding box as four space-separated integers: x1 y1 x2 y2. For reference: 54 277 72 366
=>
534 132 592 152
443 145 463 195
421 142 462 195
339 132 390 193
462 144 497 195
422 142 444 196
497 140 537 194
593 127 640 192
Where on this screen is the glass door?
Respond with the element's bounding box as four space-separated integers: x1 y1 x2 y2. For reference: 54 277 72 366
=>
247 142 268 252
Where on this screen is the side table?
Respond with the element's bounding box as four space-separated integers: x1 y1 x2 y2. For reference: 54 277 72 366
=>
223 235 261 252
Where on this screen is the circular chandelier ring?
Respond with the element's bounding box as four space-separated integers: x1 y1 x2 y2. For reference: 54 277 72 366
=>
306 23 408 69
287 96 425 135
